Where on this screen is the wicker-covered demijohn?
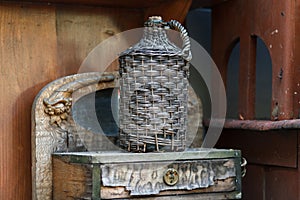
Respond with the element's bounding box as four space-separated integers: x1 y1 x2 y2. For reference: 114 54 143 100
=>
119 16 192 152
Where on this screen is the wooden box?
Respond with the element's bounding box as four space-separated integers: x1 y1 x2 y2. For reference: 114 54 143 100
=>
52 148 242 199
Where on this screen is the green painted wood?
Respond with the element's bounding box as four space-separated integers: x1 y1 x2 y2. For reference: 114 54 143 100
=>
52 148 241 164
92 165 101 200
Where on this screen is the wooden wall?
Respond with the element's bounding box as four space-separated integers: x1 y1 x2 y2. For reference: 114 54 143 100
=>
0 4 58 199
0 1 193 199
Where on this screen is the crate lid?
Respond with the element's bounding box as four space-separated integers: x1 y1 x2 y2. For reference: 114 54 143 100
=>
52 148 241 164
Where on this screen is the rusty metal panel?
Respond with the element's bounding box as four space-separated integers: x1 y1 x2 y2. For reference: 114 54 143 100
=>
216 129 298 168
241 165 299 200
265 167 298 200
238 35 256 119
294 1 300 118
242 165 265 200
212 0 296 120
222 119 300 130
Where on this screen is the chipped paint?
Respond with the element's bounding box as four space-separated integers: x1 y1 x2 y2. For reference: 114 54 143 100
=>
223 119 300 130
271 29 279 35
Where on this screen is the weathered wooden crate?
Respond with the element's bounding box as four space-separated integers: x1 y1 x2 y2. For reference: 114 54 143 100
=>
52 148 242 199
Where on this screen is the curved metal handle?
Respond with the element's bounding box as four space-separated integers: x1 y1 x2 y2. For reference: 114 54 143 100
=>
241 157 247 178
168 20 192 61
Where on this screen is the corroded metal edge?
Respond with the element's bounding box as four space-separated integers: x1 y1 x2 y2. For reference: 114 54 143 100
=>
204 119 300 131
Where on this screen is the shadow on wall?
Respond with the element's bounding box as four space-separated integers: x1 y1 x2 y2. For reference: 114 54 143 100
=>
226 37 272 120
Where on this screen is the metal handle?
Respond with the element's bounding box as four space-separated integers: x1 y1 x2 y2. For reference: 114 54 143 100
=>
168 20 192 61
241 157 247 178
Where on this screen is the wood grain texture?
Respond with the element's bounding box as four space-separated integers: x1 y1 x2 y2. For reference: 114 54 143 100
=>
191 0 230 8
56 6 144 75
14 0 173 8
144 0 192 23
101 178 236 199
102 192 241 200
53 157 93 200
0 4 58 200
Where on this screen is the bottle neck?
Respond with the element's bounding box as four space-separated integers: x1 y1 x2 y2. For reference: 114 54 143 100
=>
140 27 169 49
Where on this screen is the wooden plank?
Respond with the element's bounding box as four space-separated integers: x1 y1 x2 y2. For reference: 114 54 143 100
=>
56 6 144 75
144 0 192 23
191 0 232 8
238 35 256 120
0 4 58 200
11 0 173 8
53 148 241 164
101 178 237 199
5 0 231 9
217 129 298 168
52 157 94 200
104 191 241 200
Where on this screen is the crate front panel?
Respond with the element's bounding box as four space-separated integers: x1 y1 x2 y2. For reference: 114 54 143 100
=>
100 158 240 199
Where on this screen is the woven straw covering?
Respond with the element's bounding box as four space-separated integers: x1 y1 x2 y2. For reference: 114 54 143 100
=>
119 16 191 152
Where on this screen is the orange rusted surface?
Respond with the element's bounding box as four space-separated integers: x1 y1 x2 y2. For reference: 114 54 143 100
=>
211 0 299 120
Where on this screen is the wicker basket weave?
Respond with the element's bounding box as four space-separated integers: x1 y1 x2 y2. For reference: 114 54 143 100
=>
119 16 192 152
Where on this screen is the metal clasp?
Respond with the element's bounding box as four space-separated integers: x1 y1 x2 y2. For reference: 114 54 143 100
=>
163 168 179 186
241 157 247 178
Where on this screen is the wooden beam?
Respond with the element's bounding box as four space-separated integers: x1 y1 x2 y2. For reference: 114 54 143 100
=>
238 35 256 120
144 0 192 23
191 0 232 9
56 6 144 74
2 0 172 8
